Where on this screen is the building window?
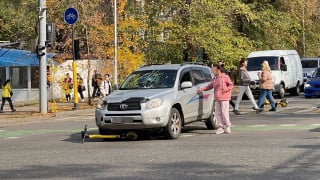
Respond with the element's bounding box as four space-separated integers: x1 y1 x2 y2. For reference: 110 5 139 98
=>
10 67 28 89
0 67 5 89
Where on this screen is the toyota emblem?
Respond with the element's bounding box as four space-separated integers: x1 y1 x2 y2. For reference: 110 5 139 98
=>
119 103 128 110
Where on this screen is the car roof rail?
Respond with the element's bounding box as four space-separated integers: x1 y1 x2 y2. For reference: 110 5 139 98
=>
140 62 172 68
181 62 206 66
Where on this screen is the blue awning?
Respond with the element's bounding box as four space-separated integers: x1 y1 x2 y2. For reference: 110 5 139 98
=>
0 48 54 67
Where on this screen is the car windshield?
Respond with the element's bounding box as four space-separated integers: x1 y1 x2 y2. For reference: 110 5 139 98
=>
302 60 318 68
312 68 320 78
247 56 279 71
120 70 177 90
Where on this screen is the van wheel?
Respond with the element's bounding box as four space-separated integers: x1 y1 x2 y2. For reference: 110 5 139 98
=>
165 108 182 139
278 84 285 98
205 112 218 130
289 83 300 96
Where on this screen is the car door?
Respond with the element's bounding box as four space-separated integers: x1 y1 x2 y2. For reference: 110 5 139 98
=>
176 68 198 123
191 67 214 120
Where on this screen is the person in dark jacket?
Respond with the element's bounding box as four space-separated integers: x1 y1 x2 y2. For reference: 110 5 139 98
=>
218 61 236 111
233 59 261 115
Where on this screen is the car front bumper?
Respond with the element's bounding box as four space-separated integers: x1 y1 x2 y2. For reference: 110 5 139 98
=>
95 105 170 130
304 88 320 97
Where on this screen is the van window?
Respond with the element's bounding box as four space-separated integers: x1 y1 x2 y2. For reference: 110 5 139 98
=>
247 56 279 71
302 60 318 68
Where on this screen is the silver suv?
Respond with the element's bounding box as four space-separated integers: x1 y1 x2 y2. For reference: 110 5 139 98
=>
95 63 216 139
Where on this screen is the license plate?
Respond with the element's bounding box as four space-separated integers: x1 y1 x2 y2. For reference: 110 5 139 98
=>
315 91 320 95
111 117 122 124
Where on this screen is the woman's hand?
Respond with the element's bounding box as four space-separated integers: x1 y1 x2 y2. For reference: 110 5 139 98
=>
197 88 204 93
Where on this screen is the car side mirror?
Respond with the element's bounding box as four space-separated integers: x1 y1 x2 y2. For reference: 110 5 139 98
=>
181 81 193 89
280 64 287 71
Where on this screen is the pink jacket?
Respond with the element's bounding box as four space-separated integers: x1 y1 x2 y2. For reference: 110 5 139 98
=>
203 73 233 101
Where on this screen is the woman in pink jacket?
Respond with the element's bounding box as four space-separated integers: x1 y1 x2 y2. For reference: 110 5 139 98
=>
198 64 234 134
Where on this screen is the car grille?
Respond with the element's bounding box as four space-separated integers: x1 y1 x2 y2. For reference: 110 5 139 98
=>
107 102 141 111
107 98 146 111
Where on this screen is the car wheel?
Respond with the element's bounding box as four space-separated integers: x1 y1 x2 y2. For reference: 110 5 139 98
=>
278 84 285 98
205 112 218 130
289 83 300 96
165 108 182 139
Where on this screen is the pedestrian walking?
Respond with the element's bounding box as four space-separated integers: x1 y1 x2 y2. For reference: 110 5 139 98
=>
257 61 277 112
77 73 85 102
218 61 236 111
64 73 73 103
198 64 234 134
234 59 261 115
96 73 103 98
100 74 112 97
91 70 99 98
0 79 16 113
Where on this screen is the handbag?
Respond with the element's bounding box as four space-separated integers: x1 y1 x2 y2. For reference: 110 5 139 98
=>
82 86 86 91
10 91 13 96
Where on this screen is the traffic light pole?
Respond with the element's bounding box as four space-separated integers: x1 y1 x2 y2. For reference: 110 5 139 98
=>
72 25 79 110
39 0 47 114
113 0 118 89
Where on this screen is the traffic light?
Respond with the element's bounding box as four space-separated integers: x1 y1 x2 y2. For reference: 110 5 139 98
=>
36 45 46 59
74 39 81 60
46 22 56 47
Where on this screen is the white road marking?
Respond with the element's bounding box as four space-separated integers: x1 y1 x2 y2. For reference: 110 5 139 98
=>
0 130 5 132
279 124 297 127
250 125 267 127
181 134 194 138
311 124 320 126
5 137 20 139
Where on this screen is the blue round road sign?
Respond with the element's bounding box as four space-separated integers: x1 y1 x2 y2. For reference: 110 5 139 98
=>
64 8 78 25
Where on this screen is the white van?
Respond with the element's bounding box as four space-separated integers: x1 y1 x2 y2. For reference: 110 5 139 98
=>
301 58 320 82
247 50 303 98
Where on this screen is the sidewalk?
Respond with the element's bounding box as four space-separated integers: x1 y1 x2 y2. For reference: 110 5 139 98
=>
0 101 96 127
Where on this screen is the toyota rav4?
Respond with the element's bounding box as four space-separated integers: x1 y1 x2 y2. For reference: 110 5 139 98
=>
95 63 216 139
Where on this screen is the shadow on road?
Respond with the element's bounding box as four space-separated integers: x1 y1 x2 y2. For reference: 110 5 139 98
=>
62 125 213 144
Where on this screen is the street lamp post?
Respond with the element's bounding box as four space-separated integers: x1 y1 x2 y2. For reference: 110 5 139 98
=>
39 0 47 114
113 0 118 89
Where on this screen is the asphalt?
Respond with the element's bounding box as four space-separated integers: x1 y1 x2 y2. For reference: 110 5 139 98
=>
0 95 319 179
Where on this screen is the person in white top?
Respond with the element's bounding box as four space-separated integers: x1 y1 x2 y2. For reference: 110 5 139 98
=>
100 74 112 97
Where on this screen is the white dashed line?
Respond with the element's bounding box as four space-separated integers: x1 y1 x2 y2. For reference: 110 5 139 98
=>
181 134 195 138
279 124 297 127
250 125 267 127
5 137 20 139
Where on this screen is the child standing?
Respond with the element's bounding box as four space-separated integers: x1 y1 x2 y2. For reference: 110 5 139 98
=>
0 79 16 113
64 73 73 103
198 64 234 134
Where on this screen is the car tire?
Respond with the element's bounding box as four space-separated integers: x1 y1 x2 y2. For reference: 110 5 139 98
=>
278 84 285 99
205 112 218 130
289 83 300 96
165 108 182 139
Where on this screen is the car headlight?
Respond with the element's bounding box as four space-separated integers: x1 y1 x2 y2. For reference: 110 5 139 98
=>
97 99 107 109
146 98 163 109
304 83 311 89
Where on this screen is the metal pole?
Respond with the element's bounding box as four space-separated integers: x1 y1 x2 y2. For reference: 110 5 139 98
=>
302 0 306 57
72 26 79 110
113 0 118 89
39 0 47 114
